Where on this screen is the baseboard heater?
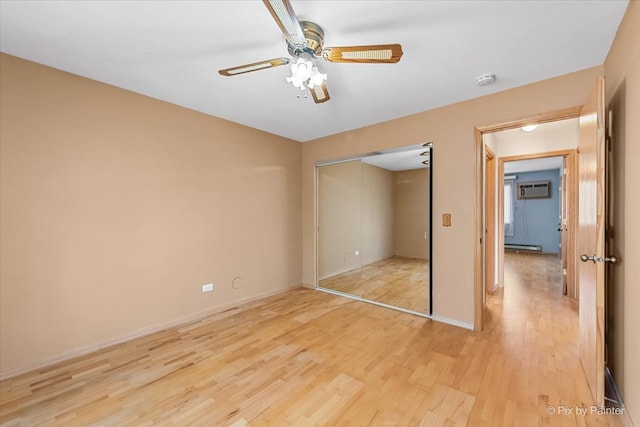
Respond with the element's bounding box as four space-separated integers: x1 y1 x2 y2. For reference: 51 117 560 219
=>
505 244 542 252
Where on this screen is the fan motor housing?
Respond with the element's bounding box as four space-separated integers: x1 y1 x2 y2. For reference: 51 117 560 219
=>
287 21 325 58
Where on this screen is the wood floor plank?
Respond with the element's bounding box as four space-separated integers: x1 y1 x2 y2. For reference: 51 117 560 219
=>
319 256 430 314
0 253 627 426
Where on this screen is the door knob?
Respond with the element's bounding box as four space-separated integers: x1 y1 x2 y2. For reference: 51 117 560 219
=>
580 254 618 264
580 254 596 263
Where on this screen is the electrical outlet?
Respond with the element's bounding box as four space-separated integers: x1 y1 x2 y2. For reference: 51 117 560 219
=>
202 283 214 293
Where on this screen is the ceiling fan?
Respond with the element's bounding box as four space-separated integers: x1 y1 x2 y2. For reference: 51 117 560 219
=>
218 0 403 104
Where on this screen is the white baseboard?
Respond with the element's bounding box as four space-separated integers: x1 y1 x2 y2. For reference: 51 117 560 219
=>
0 284 302 381
431 315 474 331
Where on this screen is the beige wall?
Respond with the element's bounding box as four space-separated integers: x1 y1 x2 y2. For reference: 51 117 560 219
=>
317 161 394 279
0 54 302 376
317 161 363 279
318 162 428 278
604 1 640 423
393 168 430 260
302 66 603 326
362 163 395 265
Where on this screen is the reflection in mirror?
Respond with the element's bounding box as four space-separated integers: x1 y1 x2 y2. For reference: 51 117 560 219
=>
316 144 431 316
317 160 363 297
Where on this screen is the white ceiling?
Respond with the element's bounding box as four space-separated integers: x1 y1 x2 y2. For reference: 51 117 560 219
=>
0 1 629 142
489 118 579 146
362 143 430 171
493 118 575 173
504 156 563 174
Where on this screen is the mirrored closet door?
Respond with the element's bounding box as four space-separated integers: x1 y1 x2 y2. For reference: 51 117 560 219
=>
316 144 432 316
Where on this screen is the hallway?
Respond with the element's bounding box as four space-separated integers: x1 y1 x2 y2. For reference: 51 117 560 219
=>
499 251 567 315
477 252 621 425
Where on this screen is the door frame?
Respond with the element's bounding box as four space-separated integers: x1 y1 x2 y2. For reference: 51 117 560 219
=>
473 106 582 331
561 156 569 296
497 149 577 298
484 147 496 296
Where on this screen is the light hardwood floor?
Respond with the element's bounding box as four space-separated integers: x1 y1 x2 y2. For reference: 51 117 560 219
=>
0 253 625 426
318 257 430 314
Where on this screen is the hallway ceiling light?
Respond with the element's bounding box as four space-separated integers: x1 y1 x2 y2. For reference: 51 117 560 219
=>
521 124 538 132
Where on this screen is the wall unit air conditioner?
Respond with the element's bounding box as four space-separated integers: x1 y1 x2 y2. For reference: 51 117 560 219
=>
517 180 551 199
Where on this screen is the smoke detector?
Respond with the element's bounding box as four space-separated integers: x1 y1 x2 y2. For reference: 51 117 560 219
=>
476 73 496 87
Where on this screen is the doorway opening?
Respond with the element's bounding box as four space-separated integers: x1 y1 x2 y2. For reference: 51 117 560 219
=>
484 118 578 308
473 106 582 331
501 152 575 295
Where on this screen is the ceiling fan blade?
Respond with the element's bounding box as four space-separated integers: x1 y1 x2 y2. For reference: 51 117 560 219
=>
322 44 403 63
263 0 306 45
310 82 330 104
218 58 290 76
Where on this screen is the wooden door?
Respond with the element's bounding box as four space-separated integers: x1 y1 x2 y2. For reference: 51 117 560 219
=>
485 147 496 295
577 77 606 406
560 156 568 295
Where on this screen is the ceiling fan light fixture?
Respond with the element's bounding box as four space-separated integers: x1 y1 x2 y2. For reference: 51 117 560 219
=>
308 67 327 89
286 58 327 91
220 0 402 103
